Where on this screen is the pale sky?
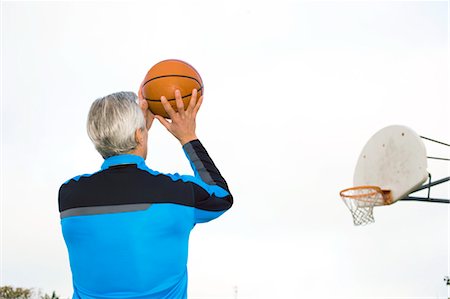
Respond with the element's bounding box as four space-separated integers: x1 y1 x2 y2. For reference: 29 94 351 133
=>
1 1 449 298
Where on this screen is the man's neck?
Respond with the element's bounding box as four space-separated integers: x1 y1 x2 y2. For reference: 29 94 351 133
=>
127 146 146 160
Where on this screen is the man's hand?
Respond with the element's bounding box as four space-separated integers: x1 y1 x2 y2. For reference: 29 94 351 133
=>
155 89 203 145
139 97 155 131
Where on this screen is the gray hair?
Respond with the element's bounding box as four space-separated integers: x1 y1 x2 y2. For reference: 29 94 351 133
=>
87 91 145 159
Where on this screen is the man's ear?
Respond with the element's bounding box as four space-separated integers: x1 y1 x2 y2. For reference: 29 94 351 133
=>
135 128 144 145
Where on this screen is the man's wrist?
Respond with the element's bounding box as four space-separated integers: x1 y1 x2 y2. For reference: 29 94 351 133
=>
180 135 198 146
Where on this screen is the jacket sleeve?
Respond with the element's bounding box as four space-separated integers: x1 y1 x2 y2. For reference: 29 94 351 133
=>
183 139 233 223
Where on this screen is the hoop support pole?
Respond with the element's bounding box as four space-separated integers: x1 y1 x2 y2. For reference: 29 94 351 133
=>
420 136 450 147
427 156 450 161
402 196 450 204
410 176 450 193
401 176 450 204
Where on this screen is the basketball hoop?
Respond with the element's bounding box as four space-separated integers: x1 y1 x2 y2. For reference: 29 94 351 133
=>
340 186 391 226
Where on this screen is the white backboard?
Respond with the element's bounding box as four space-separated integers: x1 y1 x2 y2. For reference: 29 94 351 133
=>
354 125 428 204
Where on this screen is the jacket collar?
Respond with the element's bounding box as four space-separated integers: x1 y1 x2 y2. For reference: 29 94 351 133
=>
101 154 145 170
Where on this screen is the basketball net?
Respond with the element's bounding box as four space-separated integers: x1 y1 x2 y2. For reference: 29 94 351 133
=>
340 186 387 226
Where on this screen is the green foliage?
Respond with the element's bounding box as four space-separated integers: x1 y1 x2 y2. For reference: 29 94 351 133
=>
0 286 32 299
0 286 60 299
40 291 59 299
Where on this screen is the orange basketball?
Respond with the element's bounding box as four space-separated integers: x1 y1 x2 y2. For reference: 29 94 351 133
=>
139 59 203 118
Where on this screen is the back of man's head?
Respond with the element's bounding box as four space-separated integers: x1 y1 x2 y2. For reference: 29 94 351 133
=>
87 91 145 159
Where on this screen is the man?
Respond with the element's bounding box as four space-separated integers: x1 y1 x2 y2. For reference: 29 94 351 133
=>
59 89 233 299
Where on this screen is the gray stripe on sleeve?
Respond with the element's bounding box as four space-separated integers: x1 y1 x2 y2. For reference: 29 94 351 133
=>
184 142 215 185
60 203 152 219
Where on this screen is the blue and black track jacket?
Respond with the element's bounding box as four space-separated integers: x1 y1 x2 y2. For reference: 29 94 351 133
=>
59 140 233 299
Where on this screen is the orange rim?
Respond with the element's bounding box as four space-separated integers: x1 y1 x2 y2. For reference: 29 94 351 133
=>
339 185 391 204
340 185 385 203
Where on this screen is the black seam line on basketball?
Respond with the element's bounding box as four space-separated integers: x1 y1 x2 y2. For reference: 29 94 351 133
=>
144 86 204 102
142 74 202 88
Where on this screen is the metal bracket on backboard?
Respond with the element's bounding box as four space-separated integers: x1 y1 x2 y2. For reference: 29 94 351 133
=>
401 175 450 204
401 136 450 204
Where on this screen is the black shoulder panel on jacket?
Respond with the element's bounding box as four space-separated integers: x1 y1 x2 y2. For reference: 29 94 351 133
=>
58 165 194 212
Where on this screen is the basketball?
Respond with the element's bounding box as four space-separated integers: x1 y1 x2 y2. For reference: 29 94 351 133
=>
139 59 203 118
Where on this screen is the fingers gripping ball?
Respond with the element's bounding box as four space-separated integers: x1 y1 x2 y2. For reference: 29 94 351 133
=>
139 59 203 118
